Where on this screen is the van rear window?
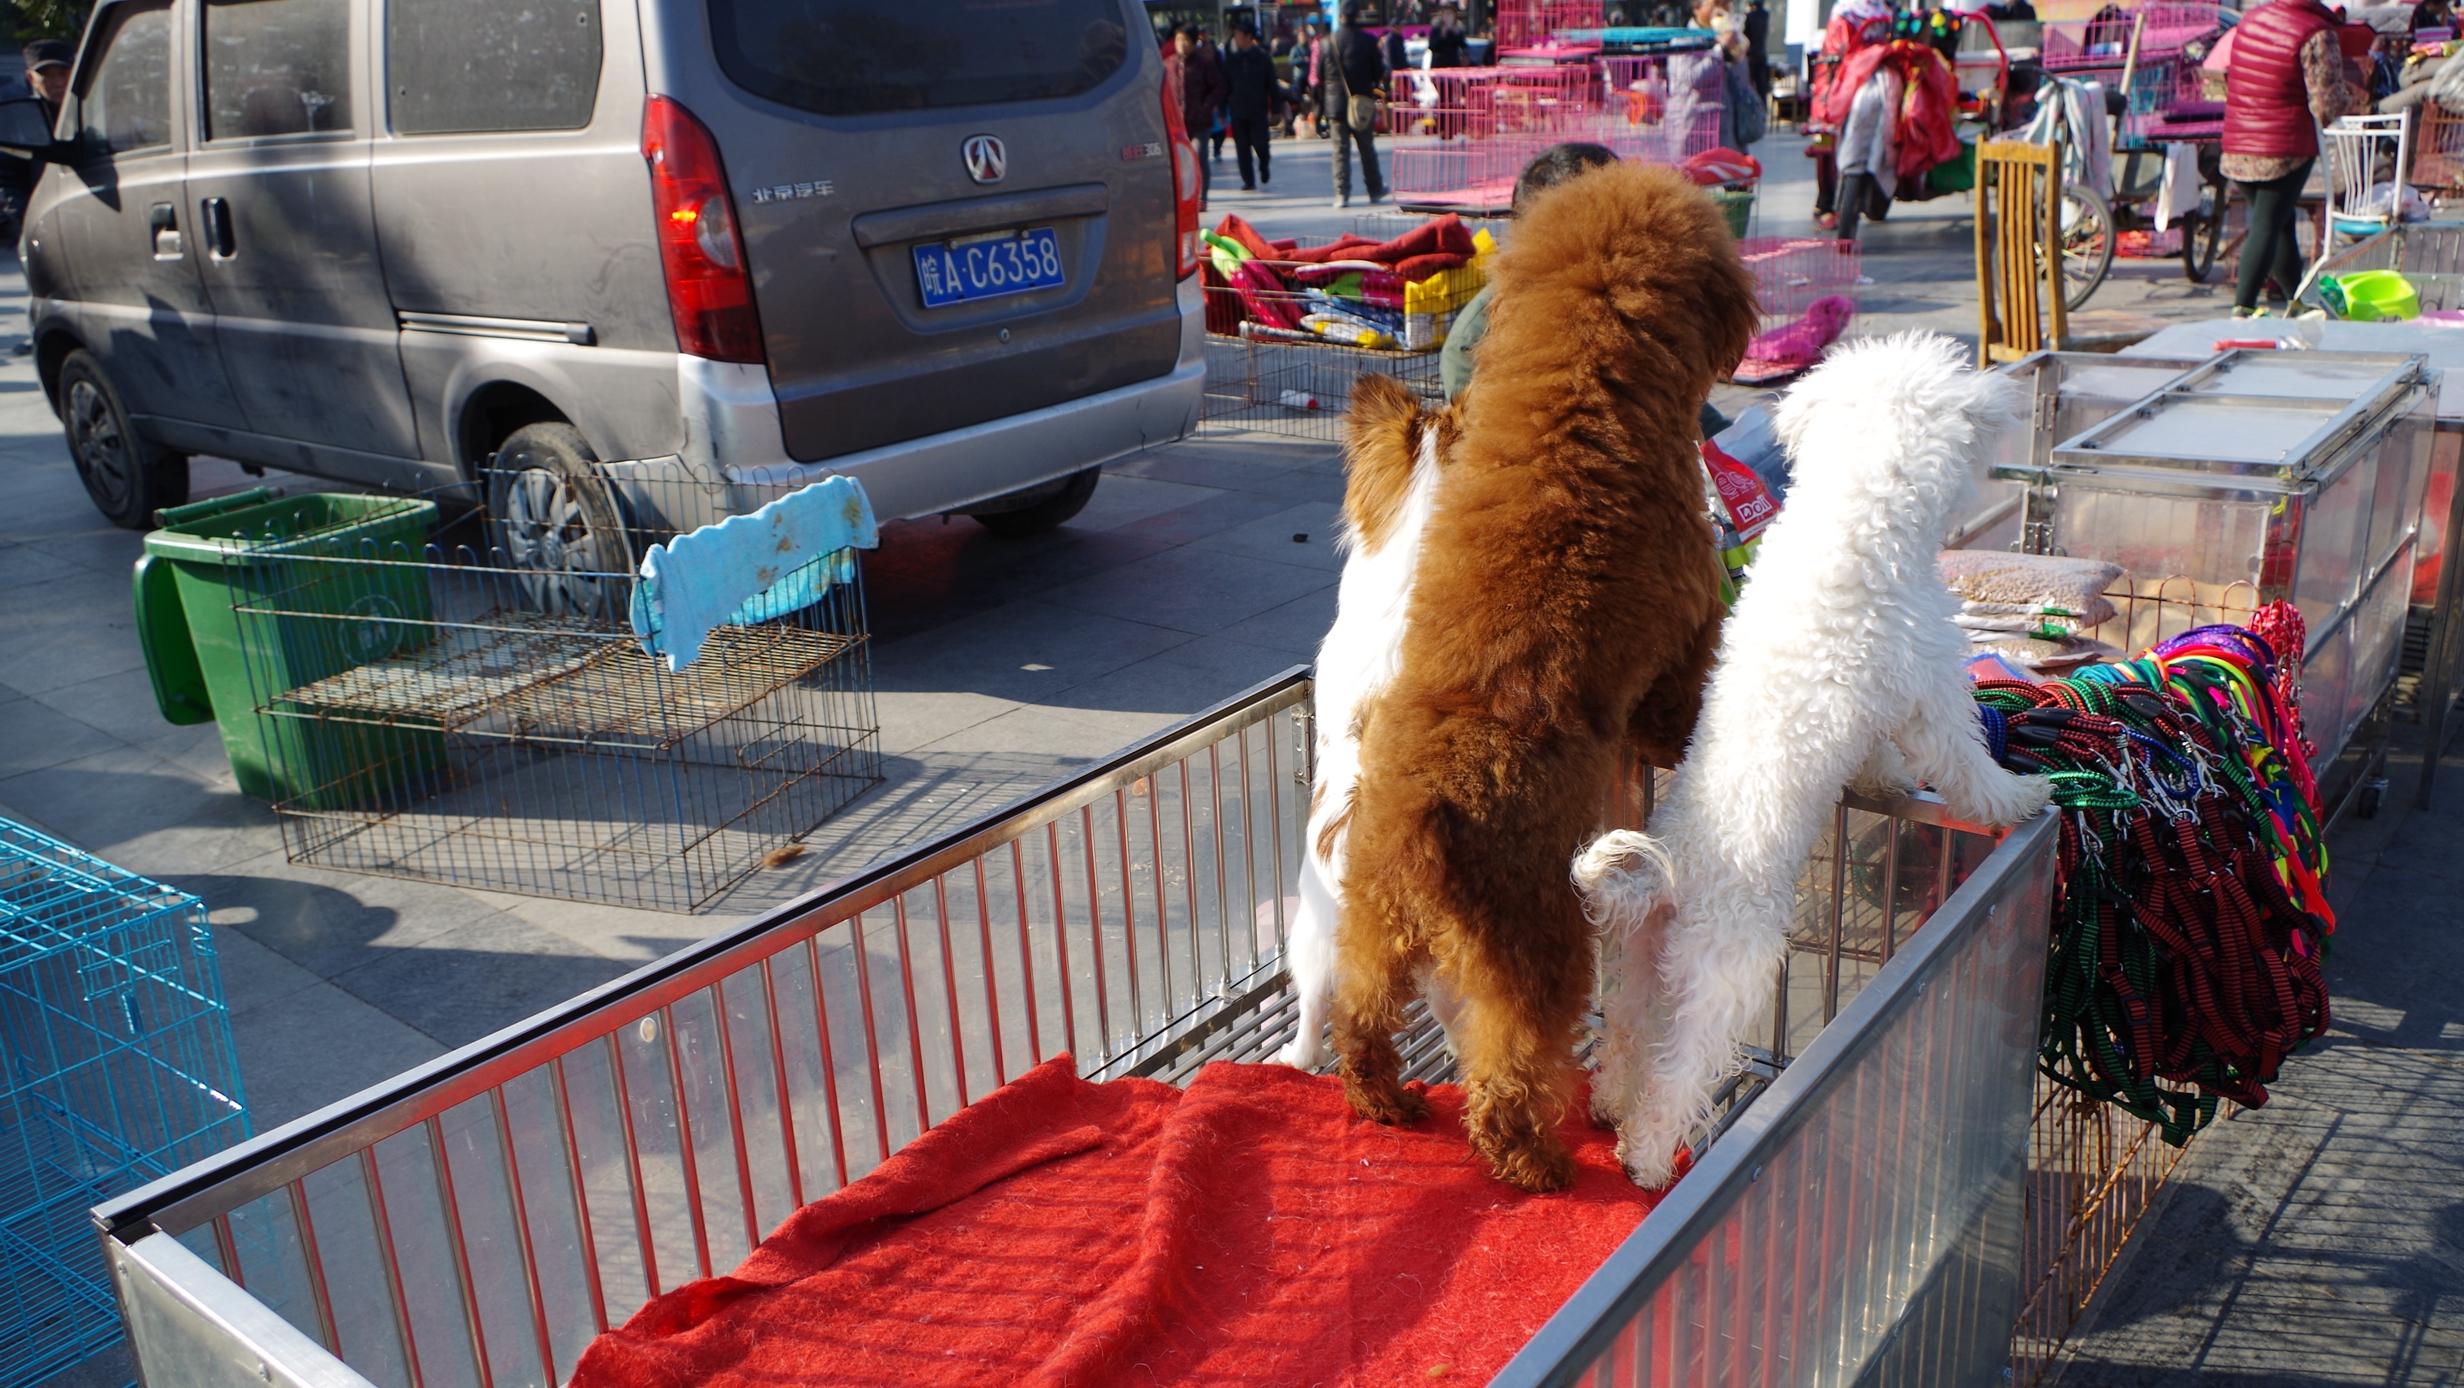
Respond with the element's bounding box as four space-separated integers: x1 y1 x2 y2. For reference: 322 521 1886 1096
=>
708 0 1131 116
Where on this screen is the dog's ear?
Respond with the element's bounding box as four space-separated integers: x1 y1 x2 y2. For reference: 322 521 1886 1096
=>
1690 244 1762 401
1510 163 1762 405
1341 372 1430 552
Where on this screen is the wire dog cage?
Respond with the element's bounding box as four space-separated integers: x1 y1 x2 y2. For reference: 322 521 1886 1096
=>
222 478 882 913
95 672 2064 1388
0 820 248 1387
1199 226 1490 444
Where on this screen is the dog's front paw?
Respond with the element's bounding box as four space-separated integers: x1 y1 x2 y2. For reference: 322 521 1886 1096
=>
1849 741 1918 801
1981 772 2056 827
1272 1036 1321 1072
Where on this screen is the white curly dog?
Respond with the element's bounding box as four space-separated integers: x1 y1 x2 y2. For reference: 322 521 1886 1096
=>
1574 332 2054 1187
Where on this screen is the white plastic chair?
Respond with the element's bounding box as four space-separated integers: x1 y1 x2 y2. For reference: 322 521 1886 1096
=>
2320 112 2414 259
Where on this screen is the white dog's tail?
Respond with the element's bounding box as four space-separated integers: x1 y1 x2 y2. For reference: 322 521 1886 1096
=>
1571 828 1676 936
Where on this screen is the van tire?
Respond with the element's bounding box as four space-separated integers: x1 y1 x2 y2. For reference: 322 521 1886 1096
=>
968 468 1101 537
485 422 634 618
59 351 188 530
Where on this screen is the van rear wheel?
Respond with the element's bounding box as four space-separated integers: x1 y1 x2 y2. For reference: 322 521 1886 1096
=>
59 351 188 530
486 422 634 618
967 467 1101 538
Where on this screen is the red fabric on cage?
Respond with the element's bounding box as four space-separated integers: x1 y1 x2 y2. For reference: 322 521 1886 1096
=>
1210 211 1282 261
571 1056 1674 1388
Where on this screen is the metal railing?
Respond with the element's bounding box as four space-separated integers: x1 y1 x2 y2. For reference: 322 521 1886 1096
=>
1496 813 2057 1386
95 670 2057 1387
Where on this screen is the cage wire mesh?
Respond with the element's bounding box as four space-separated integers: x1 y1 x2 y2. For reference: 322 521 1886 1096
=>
0 820 249 1386
99 678 2052 1388
1199 224 1487 443
220 476 882 912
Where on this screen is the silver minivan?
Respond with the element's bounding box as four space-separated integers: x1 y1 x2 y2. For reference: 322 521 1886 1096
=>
9 0 1207 564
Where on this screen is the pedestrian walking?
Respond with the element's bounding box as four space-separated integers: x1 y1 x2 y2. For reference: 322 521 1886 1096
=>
1170 25 1228 208
1198 28 1232 163
1300 18 1333 136
1743 0 1773 97
1808 0 1893 237
1665 0 1738 151
1327 3 1390 207
1428 5 1471 65
2222 0 2363 316
1225 23 1279 190
0 41 70 257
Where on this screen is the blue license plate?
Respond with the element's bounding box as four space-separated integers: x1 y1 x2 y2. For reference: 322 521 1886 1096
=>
913 227 1064 308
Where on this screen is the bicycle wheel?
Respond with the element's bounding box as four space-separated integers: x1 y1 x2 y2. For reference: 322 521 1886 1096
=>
2181 182 2226 283
2059 184 2116 310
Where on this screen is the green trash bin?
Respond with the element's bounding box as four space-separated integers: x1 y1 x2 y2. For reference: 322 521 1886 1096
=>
134 490 441 806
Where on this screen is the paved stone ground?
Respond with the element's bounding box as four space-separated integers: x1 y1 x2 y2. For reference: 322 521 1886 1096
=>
0 130 2241 1132
4 125 2440 1385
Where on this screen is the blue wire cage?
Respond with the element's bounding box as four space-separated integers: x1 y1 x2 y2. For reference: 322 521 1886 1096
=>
0 820 249 1386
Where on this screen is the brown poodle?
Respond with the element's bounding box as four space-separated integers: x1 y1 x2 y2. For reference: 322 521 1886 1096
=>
1332 162 1760 1192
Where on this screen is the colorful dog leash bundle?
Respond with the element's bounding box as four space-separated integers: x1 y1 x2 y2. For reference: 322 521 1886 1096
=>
1973 603 2334 1145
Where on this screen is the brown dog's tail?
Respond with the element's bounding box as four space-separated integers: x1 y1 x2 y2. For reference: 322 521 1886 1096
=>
1481 161 1761 409
1339 372 1437 554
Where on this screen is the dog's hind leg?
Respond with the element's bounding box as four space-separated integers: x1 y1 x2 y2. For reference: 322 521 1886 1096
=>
1891 675 2053 828
1626 610 1723 768
1275 855 1339 1070
1331 905 1430 1126
1449 905 1586 1193
1572 830 1676 1131
1422 965 1467 1059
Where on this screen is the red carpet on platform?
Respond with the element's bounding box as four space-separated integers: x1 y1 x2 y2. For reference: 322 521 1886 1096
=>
572 1055 1670 1387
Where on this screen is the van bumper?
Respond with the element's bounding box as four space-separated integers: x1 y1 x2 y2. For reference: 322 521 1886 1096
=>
672 279 1206 524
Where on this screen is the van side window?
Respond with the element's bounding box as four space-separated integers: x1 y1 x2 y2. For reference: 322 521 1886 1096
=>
387 0 601 135
78 3 174 155
203 0 353 140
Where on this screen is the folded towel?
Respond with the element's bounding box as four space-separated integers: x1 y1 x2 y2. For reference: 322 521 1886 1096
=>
630 476 877 672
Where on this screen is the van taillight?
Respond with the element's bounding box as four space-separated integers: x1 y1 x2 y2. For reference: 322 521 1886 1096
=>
1160 75 1201 280
642 95 764 364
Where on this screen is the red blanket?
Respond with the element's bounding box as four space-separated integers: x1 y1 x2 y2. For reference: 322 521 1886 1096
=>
573 1056 1668 1387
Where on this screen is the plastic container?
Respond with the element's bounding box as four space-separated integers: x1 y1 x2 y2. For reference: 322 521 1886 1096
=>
133 490 439 804
2321 269 2421 322
1711 185 1755 239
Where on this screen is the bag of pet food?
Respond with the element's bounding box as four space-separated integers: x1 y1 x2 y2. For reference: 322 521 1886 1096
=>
1700 409 1786 605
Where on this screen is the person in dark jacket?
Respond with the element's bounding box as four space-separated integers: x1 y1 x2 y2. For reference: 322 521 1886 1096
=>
2222 0 2360 314
1224 24 1279 189
1382 24 1410 78
1327 4 1390 205
1428 5 1470 65
1170 25 1228 207
1743 0 1772 95
0 42 70 247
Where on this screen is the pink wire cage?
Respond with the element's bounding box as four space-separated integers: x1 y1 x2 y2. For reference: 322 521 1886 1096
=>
1735 236 1864 378
1388 58 1722 209
1494 0 1604 51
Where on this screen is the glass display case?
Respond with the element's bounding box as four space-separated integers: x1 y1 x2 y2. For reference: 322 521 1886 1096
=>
1992 349 2436 770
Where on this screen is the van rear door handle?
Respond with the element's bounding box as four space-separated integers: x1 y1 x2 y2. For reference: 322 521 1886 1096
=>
147 202 181 259
201 197 234 258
